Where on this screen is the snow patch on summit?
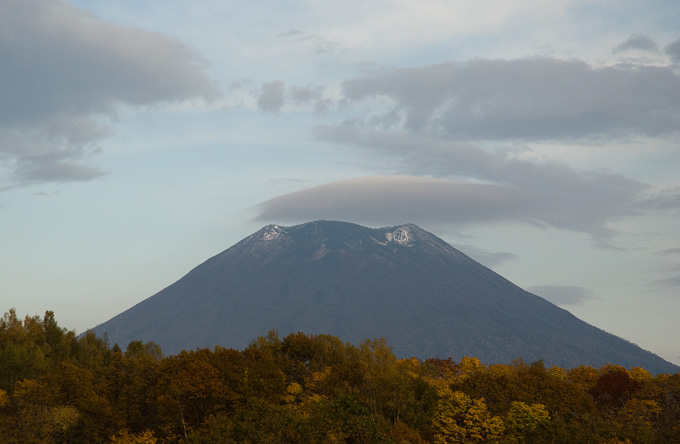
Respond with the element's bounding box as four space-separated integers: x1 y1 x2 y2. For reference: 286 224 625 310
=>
386 226 411 245
262 225 283 240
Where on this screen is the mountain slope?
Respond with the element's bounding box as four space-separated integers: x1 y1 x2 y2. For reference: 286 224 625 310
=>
91 221 678 374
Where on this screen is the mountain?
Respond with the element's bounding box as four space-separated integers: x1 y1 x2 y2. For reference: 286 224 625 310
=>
91 221 678 374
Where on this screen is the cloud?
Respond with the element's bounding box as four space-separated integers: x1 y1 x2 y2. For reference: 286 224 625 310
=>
289 85 325 105
527 286 599 306
255 175 542 227
257 81 286 113
279 28 345 57
613 34 659 53
338 57 680 140
635 186 680 213
0 0 218 186
453 244 519 268
312 127 651 243
255 82 332 115
660 275 680 288
252 54 680 245
279 28 304 37
659 275 680 287
299 34 344 55
652 267 680 289
253 171 653 246
666 39 680 63
655 249 680 289
288 85 333 115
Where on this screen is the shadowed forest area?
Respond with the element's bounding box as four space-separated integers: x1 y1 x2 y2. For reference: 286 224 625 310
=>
1 309 680 444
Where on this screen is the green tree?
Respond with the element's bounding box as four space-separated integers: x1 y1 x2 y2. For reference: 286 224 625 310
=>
504 400 550 443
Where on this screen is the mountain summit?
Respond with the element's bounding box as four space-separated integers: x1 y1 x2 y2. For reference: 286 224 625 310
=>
92 221 678 373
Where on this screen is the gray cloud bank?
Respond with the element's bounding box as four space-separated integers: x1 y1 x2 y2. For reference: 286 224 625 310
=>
339 56 680 141
255 44 680 245
1 0 218 185
259 43 680 141
249 33 680 144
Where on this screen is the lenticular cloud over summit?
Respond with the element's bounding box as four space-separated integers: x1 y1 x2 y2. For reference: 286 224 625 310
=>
255 174 647 244
256 176 537 226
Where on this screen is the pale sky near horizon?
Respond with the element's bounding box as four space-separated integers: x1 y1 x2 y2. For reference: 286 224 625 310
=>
2 0 680 366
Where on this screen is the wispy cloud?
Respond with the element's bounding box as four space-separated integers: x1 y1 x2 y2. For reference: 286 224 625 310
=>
257 81 286 113
613 34 659 53
278 28 346 58
527 285 600 306
454 244 519 268
0 0 218 186
654 250 680 289
657 274 680 288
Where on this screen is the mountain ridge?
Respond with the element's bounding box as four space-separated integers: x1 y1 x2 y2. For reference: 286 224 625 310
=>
91 220 679 374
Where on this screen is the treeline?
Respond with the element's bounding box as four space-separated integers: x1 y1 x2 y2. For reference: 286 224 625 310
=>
1 310 680 443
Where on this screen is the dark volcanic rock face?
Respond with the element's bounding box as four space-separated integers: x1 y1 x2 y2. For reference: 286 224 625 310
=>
92 221 679 374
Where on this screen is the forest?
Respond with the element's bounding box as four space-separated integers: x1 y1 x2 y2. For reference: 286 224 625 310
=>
1 309 679 444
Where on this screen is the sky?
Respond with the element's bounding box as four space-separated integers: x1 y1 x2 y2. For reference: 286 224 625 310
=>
2 0 680 365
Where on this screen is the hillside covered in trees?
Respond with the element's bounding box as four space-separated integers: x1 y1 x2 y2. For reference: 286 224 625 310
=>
2 309 680 444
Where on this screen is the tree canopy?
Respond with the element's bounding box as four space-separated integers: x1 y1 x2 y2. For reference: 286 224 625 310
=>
1 309 679 443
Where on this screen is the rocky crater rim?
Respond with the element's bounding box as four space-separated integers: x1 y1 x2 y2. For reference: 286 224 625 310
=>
258 221 422 246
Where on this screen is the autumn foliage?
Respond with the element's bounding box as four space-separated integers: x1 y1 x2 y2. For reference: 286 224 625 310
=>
1 309 680 443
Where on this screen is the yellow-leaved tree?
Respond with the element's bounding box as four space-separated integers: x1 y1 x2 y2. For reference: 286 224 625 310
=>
110 429 157 444
504 400 550 443
432 383 504 444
